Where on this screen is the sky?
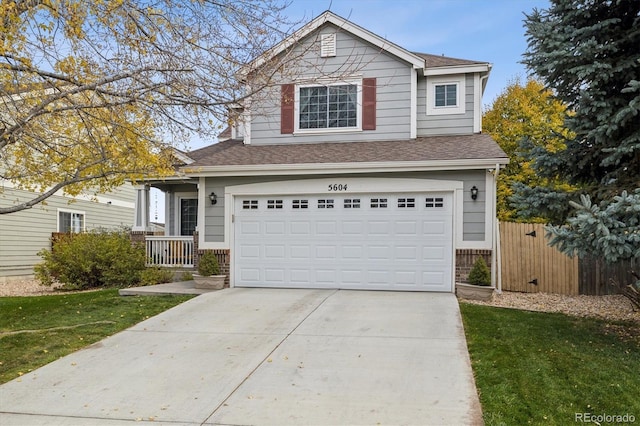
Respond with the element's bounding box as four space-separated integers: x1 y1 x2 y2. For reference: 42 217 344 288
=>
151 0 552 223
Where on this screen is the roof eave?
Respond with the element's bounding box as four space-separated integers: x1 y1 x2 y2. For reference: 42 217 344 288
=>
423 63 492 76
182 158 509 177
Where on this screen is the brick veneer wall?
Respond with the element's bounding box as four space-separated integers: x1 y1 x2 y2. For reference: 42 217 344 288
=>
130 230 153 245
194 232 230 288
456 249 492 283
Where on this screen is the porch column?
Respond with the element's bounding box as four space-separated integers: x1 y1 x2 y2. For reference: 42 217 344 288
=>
132 184 152 232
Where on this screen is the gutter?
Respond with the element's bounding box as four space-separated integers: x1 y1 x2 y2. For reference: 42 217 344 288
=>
182 158 510 177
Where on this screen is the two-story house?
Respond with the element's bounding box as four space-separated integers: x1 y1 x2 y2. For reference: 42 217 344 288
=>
136 11 509 292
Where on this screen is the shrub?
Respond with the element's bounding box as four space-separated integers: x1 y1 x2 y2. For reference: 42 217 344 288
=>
197 251 220 276
468 257 491 286
181 271 194 281
139 267 175 286
35 230 146 290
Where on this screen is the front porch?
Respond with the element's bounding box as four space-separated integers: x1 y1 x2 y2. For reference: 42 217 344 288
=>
131 181 199 269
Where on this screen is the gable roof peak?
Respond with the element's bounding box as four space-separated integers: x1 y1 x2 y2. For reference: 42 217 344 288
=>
240 10 425 77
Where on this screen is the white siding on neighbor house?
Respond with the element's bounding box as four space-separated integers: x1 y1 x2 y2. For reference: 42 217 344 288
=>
199 171 487 245
417 74 475 136
0 186 135 279
250 25 413 145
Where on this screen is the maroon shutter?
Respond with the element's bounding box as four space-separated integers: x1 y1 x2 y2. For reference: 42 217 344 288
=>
362 77 376 130
281 84 294 134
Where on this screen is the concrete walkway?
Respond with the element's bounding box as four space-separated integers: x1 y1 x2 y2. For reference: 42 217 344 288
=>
0 288 483 425
118 280 212 296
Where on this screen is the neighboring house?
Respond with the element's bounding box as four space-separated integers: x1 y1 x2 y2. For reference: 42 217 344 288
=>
0 184 136 281
136 11 509 292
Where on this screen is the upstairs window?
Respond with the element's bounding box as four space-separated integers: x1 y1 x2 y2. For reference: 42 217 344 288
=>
299 84 357 130
426 76 465 116
435 84 457 107
281 79 376 134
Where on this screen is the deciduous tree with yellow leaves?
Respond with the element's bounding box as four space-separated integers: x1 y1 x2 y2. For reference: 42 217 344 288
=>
0 0 301 213
483 79 573 221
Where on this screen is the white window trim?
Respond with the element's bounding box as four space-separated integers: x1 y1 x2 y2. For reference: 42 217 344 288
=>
57 208 86 233
426 75 466 116
294 78 363 135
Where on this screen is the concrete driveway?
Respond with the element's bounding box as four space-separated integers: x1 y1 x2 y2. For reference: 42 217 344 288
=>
0 288 482 425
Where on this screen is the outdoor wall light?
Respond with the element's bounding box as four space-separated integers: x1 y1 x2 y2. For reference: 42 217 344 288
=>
470 186 479 201
209 192 218 205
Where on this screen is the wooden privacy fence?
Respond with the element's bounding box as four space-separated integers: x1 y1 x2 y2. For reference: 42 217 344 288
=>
500 222 579 295
499 222 638 295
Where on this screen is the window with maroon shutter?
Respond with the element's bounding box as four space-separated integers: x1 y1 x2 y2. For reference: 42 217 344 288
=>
281 84 294 134
362 77 376 130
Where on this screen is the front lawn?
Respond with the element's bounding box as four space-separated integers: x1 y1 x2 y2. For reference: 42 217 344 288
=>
460 303 640 425
0 290 193 384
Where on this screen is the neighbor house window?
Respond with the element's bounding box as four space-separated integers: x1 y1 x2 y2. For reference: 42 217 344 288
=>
426 76 465 115
58 210 85 233
299 84 358 130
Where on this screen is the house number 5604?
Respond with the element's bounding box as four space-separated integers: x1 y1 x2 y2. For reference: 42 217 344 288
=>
328 184 348 191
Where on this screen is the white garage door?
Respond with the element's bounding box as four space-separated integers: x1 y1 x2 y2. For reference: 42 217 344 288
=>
233 193 453 292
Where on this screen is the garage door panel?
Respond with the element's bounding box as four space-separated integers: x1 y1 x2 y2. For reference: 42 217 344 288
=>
290 269 311 283
342 245 363 259
316 270 336 283
265 269 285 282
395 246 418 261
290 221 311 234
316 245 337 259
264 245 285 259
234 193 453 292
316 221 338 235
265 221 286 235
341 270 364 284
239 245 261 259
240 221 261 234
342 221 364 234
368 221 391 235
239 268 261 282
422 246 447 261
395 221 418 235
422 221 447 235
368 245 391 260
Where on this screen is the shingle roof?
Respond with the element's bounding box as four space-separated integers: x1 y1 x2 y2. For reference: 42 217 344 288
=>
185 134 507 169
413 52 488 68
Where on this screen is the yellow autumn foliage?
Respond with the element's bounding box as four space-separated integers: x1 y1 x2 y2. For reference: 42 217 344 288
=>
483 79 574 221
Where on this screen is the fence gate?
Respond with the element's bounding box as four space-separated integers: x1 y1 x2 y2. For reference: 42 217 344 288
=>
500 222 579 295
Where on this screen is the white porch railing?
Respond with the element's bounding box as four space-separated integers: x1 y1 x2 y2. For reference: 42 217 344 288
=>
146 236 194 268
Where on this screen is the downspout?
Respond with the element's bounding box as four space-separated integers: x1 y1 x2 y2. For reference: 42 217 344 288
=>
492 163 502 293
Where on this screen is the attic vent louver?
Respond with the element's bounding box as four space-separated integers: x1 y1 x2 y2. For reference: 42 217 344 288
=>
320 33 336 57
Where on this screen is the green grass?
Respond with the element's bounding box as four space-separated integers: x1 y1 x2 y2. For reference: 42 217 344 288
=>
0 289 193 384
460 303 640 425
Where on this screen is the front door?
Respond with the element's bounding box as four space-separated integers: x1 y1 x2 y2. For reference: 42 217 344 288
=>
180 198 198 236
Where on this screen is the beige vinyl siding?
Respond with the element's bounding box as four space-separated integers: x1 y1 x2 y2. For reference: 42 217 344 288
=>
417 74 475 136
250 25 413 145
202 171 486 243
0 186 135 279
